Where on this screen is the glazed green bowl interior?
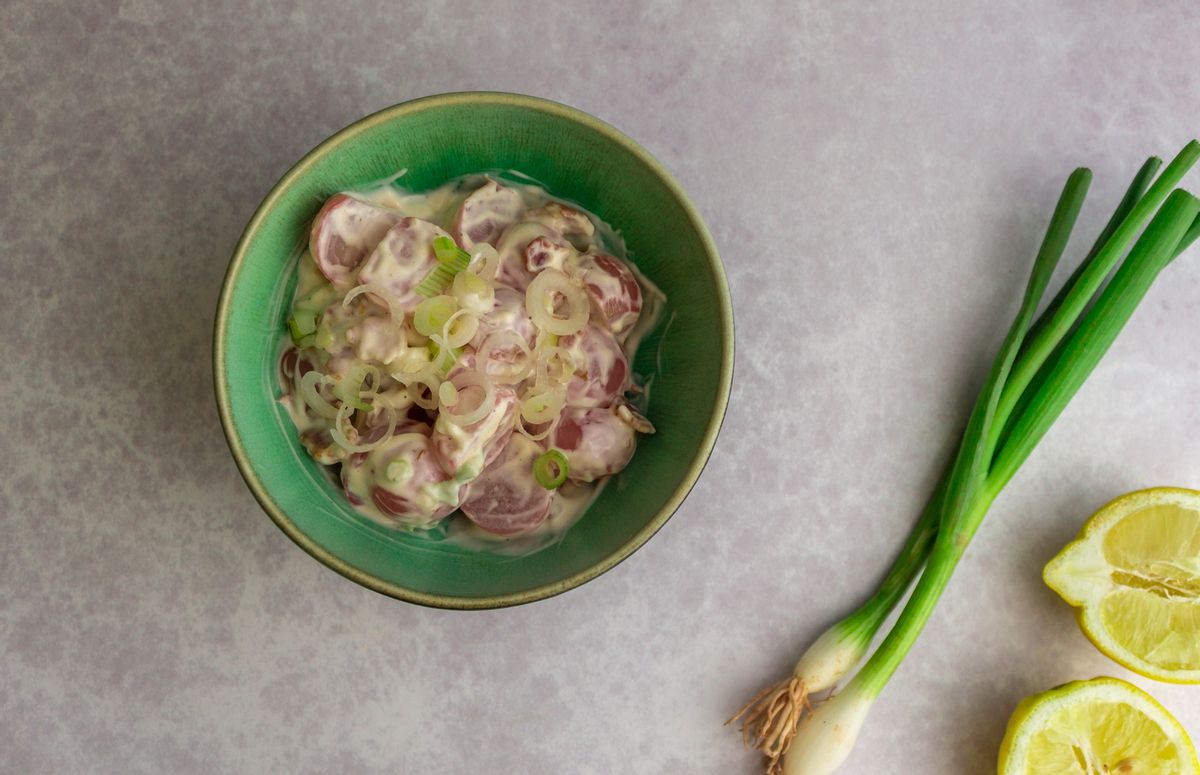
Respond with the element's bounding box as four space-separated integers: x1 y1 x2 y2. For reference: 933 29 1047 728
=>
215 93 732 608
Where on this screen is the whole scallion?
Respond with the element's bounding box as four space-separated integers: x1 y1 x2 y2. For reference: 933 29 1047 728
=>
729 141 1200 775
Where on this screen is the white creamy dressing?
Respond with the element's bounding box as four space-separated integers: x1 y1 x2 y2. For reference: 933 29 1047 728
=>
617 261 667 376
352 170 464 223
339 441 484 529
279 171 666 554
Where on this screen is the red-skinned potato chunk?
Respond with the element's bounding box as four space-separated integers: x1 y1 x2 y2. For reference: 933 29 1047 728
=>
356 217 450 312
574 253 643 336
341 431 462 524
431 382 519 478
552 407 636 482
558 323 630 408
452 178 525 250
459 434 554 535
309 194 401 288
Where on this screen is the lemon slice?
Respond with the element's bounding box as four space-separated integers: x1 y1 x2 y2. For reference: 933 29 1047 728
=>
1044 487 1200 683
998 677 1199 775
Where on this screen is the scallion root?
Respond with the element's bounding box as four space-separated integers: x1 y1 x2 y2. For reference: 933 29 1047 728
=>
727 676 814 775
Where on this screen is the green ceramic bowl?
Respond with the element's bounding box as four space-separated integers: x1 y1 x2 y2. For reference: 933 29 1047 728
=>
214 92 732 608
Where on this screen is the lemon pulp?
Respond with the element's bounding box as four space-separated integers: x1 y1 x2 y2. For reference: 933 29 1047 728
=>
1044 488 1200 682
998 677 1198 775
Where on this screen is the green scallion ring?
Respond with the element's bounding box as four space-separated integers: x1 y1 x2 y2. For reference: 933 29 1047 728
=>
432 236 459 263
313 325 334 351
432 235 471 269
532 449 569 490
287 310 318 344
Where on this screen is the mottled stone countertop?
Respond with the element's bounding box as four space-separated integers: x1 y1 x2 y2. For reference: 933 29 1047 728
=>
4 1 1200 773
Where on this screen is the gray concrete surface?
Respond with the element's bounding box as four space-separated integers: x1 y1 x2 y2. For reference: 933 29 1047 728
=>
3 1 1199 773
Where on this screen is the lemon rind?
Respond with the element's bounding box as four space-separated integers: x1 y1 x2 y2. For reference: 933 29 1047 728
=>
998 676 1200 775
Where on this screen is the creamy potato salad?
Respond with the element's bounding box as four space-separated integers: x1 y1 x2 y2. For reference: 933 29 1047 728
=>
277 173 662 540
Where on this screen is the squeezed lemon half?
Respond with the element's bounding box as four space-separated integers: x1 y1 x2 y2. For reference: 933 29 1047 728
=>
998 677 1198 775
1044 487 1200 683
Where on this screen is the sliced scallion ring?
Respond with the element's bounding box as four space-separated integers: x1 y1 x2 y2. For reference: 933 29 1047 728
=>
329 400 397 454
428 341 460 377
298 370 339 419
313 324 334 351
452 270 495 314
389 346 433 381
403 370 441 410
516 411 561 442
287 310 318 345
438 381 459 407
414 295 458 337
469 242 501 282
520 387 564 425
332 364 379 411
535 346 577 386
532 449 569 490
416 237 473 297
342 283 405 326
477 330 534 384
432 236 472 270
437 308 479 350
439 369 496 427
525 268 590 336
414 265 456 298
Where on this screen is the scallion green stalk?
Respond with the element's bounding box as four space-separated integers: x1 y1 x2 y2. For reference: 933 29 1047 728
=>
1016 155 1162 356
987 142 1200 462
988 188 1200 492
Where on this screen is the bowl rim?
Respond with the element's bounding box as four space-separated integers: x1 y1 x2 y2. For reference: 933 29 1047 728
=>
213 91 734 609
